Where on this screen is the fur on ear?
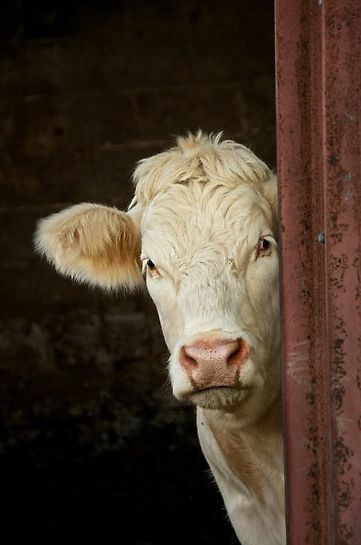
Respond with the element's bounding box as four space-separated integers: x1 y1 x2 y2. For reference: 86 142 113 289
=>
34 203 144 291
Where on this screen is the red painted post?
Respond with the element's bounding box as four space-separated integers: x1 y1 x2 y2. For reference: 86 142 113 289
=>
275 1 361 544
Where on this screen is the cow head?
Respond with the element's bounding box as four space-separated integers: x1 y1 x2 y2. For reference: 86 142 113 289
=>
35 133 280 427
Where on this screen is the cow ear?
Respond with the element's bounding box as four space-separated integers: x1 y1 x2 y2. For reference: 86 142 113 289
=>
263 174 278 219
34 203 143 291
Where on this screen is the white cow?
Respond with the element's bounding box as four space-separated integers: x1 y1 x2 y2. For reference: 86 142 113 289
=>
35 132 285 545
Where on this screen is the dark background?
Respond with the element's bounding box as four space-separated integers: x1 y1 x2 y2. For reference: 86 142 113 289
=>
0 1 275 542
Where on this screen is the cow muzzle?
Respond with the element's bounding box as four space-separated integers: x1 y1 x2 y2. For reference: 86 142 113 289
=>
179 336 250 392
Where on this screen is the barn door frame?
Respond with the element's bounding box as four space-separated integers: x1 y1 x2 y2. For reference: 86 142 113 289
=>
275 1 361 543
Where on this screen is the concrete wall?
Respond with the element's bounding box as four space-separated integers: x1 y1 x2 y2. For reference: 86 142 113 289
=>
0 1 275 542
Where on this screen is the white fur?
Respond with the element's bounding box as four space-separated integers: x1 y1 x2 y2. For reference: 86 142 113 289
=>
35 132 284 544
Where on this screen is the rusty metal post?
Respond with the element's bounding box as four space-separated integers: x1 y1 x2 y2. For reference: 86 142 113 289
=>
275 0 361 544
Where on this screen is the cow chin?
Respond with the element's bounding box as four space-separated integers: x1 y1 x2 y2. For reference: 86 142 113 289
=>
186 386 251 411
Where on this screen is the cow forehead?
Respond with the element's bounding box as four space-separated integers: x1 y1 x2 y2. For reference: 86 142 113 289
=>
140 182 273 262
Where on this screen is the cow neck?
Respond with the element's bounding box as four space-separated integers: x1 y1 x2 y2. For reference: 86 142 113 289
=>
204 395 284 495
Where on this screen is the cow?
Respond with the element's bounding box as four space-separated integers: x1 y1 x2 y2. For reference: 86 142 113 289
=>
35 132 285 545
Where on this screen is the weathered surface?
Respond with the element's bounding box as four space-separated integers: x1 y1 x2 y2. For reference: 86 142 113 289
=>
0 0 275 541
276 0 361 543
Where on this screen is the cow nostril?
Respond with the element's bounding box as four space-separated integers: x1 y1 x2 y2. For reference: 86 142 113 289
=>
181 346 198 369
227 339 249 368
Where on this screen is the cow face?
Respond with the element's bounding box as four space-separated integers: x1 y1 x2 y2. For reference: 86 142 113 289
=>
141 183 279 425
35 133 280 427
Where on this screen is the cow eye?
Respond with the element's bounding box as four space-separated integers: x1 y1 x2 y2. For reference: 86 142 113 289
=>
257 237 272 258
146 259 160 277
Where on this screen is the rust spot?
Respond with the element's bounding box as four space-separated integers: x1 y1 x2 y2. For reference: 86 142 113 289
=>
328 153 339 166
356 369 361 391
334 338 344 350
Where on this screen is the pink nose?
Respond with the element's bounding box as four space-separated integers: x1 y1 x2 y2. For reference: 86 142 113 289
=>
180 338 249 390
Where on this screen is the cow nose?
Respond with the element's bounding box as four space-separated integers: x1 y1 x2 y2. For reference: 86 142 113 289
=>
180 338 249 389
